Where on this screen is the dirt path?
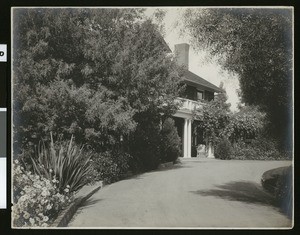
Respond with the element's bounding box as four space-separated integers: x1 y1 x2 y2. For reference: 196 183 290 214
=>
68 159 292 228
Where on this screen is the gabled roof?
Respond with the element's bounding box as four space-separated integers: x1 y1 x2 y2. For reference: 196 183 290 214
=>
183 70 222 93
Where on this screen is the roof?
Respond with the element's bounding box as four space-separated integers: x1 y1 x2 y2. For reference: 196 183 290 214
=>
154 31 172 53
183 70 222 93
157 37 220 92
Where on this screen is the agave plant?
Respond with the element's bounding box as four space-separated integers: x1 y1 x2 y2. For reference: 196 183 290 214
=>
31 132 93 193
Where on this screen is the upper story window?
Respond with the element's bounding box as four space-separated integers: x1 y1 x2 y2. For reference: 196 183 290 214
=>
179 83 215 102
197 90 204 101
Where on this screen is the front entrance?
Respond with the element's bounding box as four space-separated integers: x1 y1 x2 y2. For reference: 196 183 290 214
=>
192 121 205 157
173 117 213 158
174 117 205 158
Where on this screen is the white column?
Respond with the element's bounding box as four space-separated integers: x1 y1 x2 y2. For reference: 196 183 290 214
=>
183 119 188 158
187 119 192 158
207 142 215 158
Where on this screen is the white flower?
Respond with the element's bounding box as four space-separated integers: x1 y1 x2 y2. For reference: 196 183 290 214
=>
46 204 52 210
14 160 19 164
29 218 35 225
64 188 69 193
13 213 20 220
23 211 30 219
19 195 27 202
43 216 49 222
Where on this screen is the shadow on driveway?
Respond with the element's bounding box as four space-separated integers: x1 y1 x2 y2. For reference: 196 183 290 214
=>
79 198 103 210
191 181 277 207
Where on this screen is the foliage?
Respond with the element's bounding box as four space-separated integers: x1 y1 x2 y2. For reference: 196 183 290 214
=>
183 8 293 150
13 161 72 227
160 118 182 163
231 137 283 160
194 84 231 143
30 133 94 193
13 8 182 156
223 105 266 142
91 152 120 184
129 111 162 171
91 150 133 184
214 138 232 160
195 86 267 147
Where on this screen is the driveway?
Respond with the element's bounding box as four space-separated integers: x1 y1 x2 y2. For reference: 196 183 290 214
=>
68 158 292 228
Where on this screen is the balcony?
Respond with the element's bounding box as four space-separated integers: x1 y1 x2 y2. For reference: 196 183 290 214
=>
174 98 204 118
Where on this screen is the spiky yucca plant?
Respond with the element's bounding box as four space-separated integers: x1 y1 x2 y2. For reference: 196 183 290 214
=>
31 132 93 193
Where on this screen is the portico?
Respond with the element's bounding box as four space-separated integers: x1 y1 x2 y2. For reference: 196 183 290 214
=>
173 113 215 159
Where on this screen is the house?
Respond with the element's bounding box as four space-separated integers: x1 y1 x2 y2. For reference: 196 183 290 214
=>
172 43 222 158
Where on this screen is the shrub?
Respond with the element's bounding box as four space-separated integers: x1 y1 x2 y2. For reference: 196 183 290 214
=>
30 133 94 193
231 137 282 160
110 151 133 175
214 138 232 160
92 151 133 184
130 112 162 171
91 152 120 184
160 118 182 162
13 161 72 227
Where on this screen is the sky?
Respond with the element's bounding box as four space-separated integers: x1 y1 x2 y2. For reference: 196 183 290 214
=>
144 8 241 112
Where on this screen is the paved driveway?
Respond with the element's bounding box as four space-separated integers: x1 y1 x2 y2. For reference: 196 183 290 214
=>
68 159 292 228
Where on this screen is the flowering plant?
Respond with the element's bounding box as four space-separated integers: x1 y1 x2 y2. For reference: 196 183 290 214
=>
13 160 73 227
31 133 94 193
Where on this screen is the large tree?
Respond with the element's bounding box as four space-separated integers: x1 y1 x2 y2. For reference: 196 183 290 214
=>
183 8 293 150
13 8 182 155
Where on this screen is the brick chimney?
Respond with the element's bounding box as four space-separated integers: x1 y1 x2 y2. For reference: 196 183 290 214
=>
174 43 190 70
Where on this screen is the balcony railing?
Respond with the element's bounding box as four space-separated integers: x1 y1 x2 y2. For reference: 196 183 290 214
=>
175 97 204 112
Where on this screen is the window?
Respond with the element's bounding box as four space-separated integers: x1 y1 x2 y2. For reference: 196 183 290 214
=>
197 90 203 100
205 91 214 101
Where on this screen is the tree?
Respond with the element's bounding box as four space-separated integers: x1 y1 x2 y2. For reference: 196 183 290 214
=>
13 8 183 156
183 8 293 150
194 83 231 144
160 117 182 163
